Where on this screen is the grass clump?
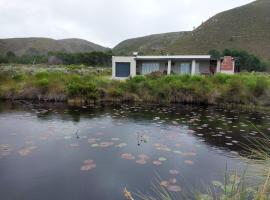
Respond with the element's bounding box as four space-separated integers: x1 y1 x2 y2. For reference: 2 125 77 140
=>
0 65 269 106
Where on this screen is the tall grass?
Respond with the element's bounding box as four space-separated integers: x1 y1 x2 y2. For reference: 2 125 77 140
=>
0 66 269 106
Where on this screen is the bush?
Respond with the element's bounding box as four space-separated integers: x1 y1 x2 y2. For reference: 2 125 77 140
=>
35 71 49 79
37 78 49 87
12 73 25 81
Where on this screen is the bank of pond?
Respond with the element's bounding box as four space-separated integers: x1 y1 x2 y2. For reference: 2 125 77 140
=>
0 68 269 108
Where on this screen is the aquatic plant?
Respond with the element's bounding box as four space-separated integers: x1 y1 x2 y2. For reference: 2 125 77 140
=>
139 126 270 200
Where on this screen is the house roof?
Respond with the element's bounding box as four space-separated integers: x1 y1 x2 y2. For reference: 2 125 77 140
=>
135 55 211 60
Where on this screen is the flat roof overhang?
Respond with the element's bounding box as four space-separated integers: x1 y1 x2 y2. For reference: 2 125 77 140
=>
135 55 211 61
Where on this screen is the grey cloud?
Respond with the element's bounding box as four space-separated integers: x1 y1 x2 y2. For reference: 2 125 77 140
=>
0 0 254 47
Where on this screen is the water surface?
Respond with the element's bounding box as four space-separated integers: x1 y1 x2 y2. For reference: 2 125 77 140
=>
0 102 269 199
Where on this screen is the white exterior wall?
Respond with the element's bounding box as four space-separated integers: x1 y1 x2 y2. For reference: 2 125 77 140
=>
216 60 221 73
112 56 136 79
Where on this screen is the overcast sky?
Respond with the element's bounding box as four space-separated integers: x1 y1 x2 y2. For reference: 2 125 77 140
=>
0 0 254 47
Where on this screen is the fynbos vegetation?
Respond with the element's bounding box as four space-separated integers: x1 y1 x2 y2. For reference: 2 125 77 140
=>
0 66 269 107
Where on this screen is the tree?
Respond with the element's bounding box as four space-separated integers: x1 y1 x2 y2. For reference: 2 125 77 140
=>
6 51 16 58
208 50 221 59
221 49 266 72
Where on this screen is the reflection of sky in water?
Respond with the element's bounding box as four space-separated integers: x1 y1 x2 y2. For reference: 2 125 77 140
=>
0 102 269 200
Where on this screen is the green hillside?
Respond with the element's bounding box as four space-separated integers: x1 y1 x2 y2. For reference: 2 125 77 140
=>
113 32 190 55
113 0 270 61
0 37 109 56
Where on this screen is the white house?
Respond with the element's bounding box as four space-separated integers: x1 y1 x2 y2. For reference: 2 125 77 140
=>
112 54 235 79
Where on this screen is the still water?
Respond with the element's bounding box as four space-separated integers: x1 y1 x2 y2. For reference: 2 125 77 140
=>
0 102 269 200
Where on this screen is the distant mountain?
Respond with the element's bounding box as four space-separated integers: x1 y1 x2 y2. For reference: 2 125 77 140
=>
0 37 109 56
113 0 270 61
113 32 190 55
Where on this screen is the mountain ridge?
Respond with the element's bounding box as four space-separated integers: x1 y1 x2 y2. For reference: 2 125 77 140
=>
0 37 109 56
113 0 270 61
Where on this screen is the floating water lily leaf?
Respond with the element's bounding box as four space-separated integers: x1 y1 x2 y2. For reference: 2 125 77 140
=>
169 170 179 175
80 159 96 171
115 143 127 148
160 181 169 187
136 159 147 164
64 136 72 140
88 138 97 144
158 157 167 161
212 180 223 188
70 143 79 147
99 141 114 148
173 150 182 155
181 152 196 157
138 154 149 160
160 180 181 192
121 153 135 160
84 159 94 164
154 143 171 152
153 160 162 166
18 146 37 156
169 178 177 184
184 160 194 165
172 121 178 125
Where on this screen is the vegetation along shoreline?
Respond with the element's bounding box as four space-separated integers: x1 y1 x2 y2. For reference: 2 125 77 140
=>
0 65 269 109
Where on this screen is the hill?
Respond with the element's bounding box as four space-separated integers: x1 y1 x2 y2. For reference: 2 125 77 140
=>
113 0 270 61
0 37 109 56
113 32 190 55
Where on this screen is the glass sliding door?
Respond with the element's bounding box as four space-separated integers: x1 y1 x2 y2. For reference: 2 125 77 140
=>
180 63 191 74
142 63 160 75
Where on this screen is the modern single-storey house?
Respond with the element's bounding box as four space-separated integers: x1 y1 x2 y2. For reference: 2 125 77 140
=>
112 54 235 79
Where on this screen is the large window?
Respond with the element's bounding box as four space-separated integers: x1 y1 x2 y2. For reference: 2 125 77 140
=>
115 62 130 77
180 63 191 74
142 63 160 75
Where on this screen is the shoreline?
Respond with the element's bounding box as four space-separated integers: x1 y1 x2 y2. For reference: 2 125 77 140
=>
1 98 269 113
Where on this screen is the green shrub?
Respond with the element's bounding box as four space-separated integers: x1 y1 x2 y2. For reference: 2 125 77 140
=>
37 78 49 87
253 77 269 97
213 73 231 84
12 73 25 81
35 71 49 79
107 87 124 98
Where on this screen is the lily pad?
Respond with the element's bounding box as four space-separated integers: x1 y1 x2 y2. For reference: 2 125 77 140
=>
115 143 127 148
80 159 96 171
169 170 179 175
184 160 194 165
153 160 162 166
158 157 167 161
18 146 37 156
121 153 135 160
91 144 99 147
167 185 181 192
136 159 147 164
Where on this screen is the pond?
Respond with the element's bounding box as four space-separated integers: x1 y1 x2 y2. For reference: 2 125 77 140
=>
0 101 269 200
